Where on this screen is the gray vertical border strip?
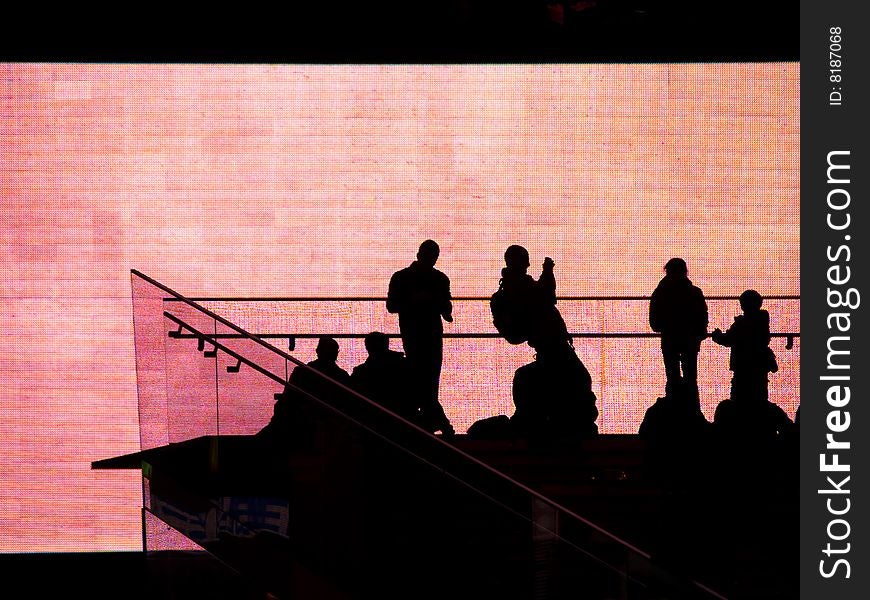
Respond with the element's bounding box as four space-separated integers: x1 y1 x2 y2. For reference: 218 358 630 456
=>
801 1 868 597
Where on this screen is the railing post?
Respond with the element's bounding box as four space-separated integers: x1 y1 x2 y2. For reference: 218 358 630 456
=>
532 497 559 599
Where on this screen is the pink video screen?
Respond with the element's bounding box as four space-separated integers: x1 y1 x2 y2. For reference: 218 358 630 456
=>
1 63 799 552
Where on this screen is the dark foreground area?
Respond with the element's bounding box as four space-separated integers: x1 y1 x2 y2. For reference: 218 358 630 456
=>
0 551 260 600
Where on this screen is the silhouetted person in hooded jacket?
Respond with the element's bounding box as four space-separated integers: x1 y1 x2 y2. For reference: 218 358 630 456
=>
711 289 776 405
649 258 708 392
387 240 454 435
351 331 419 424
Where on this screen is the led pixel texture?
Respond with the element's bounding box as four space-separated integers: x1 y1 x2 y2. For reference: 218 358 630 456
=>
1 63 798 551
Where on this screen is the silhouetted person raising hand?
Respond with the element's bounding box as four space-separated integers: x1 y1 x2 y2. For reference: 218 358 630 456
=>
495 245 570 351
387 240 454 436
649 258 708 393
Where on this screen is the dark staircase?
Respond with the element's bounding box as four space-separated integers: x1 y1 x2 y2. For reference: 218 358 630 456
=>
105 270 796 599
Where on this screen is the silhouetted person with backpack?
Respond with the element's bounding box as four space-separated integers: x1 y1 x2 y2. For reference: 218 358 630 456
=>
387 240 454 436
351 331 419 424
493 245 570 351
491 245 597 443
711 289 777 405
649 258 708 393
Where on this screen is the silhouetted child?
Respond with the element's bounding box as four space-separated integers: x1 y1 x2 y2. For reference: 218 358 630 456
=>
711 289 777 405
649 258 708 393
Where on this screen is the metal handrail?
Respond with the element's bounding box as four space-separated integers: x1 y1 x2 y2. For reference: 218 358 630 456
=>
164 331 799 339
166 294 799 302
162 291 799 347
166 329 800 354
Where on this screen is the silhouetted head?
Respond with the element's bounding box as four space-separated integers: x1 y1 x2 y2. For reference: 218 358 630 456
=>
364 331 390 355
417 240 440 268
315 337 340 363
504 245 531 272
739 289 763 313
664 257 688 277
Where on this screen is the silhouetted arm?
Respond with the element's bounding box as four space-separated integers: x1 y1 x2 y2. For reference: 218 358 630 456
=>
386 271 402 314
698 289 709 338
441 273 453 322
538 258 557 305
649 288 662 332
761 310 772 345
711 321 735 346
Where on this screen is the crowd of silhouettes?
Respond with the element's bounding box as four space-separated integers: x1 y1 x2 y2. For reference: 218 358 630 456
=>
258 243 795 458
250 244 798 600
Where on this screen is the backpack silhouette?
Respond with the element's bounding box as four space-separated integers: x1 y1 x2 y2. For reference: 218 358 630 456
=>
491 279 527 344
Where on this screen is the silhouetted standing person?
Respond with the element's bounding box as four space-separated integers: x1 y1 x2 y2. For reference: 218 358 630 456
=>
649 258 708 392
711 289 777 405
387 240 454 436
